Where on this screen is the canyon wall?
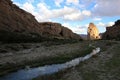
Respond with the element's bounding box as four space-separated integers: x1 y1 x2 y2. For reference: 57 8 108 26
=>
0 0 82 42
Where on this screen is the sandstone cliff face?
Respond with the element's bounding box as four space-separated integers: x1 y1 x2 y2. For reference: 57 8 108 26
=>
39 22 81 39
0 0 82 42
0 0 42 34
102 20 120 40
87 23 100 40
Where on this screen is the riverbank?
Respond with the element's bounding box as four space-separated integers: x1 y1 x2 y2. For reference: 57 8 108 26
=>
0 47 100 80
0 40 93 76
34 40 120 80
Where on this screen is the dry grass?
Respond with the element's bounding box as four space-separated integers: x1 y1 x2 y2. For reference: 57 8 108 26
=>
0 40 90 76
33 40 120 80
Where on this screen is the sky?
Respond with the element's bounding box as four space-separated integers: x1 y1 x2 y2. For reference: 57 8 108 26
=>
11 0 120 34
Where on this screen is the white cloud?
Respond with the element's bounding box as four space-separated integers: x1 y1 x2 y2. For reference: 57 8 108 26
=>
12 0 92 22
63 10 91 21
97 22 114 27
18 2 50 22
82 10 91 16
62 23 76 31
12 0 120 22
37 2 51 19
22 2 35 14
63 12 82 21
93 0 120 17
54 0 64 7
106 22 114 27
62 23 87 34
23 2 91 22
66 0 79 5
52 6 78 18
20 2 48 22
93 17 102 21
84 24 89 28
78 0 95 9
75 25 89 34
97 22 105 27
36 3 79 21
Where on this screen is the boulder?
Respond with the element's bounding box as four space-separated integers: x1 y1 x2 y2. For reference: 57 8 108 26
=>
87 23 100 40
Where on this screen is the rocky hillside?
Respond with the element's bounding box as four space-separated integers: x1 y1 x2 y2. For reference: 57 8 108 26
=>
102 20 120 40
0 0 82 42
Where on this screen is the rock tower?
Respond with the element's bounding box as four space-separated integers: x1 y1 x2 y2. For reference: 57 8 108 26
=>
87 23 100 40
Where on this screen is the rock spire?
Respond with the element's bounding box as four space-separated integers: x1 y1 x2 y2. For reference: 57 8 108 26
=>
87 23 100 40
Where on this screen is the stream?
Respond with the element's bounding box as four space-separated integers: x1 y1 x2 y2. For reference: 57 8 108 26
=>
0 47 100 80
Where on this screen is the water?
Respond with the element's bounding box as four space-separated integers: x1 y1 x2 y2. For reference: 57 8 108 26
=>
0 47 100 80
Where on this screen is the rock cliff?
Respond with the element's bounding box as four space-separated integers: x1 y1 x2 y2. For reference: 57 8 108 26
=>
39 22 81 39
0 0 42 34
102 20 120 40
0 0 82 42
87 23 100 40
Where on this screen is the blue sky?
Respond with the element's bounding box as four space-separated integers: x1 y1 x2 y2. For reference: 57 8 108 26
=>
12 0 120 34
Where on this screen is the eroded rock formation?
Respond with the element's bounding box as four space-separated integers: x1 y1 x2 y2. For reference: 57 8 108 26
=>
0 0 82 42
102 20 120 40
87 23 100 40
39 22 81 39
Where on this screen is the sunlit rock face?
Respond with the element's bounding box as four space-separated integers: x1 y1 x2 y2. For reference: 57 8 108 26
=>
87 23 100 40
